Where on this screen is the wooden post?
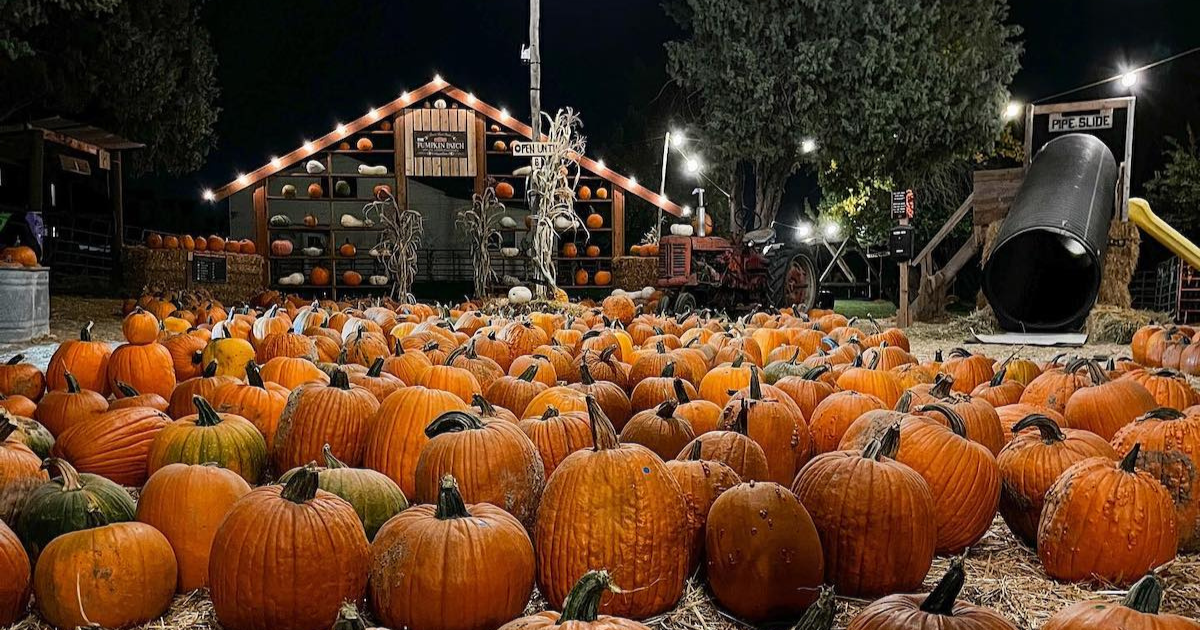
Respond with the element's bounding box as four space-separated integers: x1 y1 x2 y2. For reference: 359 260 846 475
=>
529 0 541 140
897 214 910 328
252 184 267 286
110 152 124 285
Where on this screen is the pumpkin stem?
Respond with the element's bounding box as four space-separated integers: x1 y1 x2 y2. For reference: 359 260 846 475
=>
672 378 691 404
517 363 540 383
472 393 498 417
1013 414 1066 444
280 463 320 504
802 365 831 381
930 373 955 399
246 361 267 389
989 366 1007 387
685 440 703 461
64 372 81 394
586 394 620 451
919 556 967 615
192 396 222 427
6 354 23 365
115 381 140 397
578 360 596 385
445 344 468 366
332 602 367 630
540 405 560 420
748 367 763 401
863 423 901 461
322 443 347 469
80 321 94 342
329 368 350 390
660 362 676 378
425 410 486 438
367 357 385 378
559 570 616 623
894 390 913 413
934 349 943 363
728 400 750 435
42 457 84 492
599 345 619 363
394 339 406 356
435 474 471 520
794 586 836 630
655 399 680 419
1121 573 1164 614
0 419 16 442
1083 359 1109 385
948 347 971 358
1120 443 1142 473
1139 407 1186 422
201 361 219 378
732 354 745 368
787 348 801 365
916 403 968 438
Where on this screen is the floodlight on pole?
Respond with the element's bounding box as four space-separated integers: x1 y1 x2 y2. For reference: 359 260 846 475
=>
801 138 817 154
1004 102 1022 120
685 158 701 174
1120 71 1139 89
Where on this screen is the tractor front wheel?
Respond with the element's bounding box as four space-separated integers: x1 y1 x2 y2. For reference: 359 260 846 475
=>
767 249 818 311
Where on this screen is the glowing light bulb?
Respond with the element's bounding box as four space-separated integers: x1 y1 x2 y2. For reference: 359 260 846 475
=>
685 158 701 174
336 123 347 134
270 156 281 167
202 189 215 201
1120 72 1139 88
596 159 606 170
1004 102 1021 120
801 138 817 154
500 108 510 119
681 205 693 217
824 223 840 238
796 223 812 239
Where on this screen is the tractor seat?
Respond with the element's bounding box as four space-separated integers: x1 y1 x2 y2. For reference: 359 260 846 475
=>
743 227 776 246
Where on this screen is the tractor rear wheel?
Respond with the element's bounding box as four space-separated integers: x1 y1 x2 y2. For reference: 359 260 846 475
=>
767 249 818 310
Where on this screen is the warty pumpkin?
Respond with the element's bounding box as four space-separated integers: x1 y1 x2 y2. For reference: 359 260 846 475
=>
369 474 535 630
46 321 111 395
1111 407 1200 552
535 395 689 619
362 385 468 496
1042 572 1200 630
147 396 267 484
0 520 29 625
705 480 825 622
1020 357 1089 414
209 466 370 630
274 369 379 471
846 557 1018 630
996 413 1117 547
33 518 177 630
106 341 176 400
1038 444 1178 585
792 426 937 597
51 405 171 486
136 463 251 591
665 441 741 574
279 444 407 541
415 410 545 529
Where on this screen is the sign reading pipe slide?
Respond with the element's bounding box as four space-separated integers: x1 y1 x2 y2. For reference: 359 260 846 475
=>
1048 110 1114 133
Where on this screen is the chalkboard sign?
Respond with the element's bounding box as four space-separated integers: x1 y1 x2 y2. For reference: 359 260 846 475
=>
191 254 228 284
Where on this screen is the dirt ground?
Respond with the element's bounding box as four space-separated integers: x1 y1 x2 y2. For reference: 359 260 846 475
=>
6 297 1194 630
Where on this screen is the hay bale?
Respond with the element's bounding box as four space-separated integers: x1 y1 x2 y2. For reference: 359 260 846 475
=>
613 256 657 292
1098 218 1140 308
1086 304 1167 344
120 246 265 305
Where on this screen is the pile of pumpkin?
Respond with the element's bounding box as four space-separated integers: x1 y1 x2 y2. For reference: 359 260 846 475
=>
145 233 257 255
1 302 1198 630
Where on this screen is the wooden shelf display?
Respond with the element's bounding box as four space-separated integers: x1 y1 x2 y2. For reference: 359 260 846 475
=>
214 80 688 298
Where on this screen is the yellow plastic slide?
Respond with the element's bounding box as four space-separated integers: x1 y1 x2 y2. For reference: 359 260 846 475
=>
1128 197 1200 269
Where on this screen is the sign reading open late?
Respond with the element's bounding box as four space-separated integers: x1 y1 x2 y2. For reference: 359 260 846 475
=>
1048 110 1114 133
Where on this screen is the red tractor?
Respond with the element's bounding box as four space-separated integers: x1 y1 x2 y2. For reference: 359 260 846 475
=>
656 227 821 312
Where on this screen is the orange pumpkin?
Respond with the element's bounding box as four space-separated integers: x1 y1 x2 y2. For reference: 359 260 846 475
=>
595 186 609 200
343 270 363 286
47 321 112 395
594 270 612 286
195 236 209 251
574 268 589 286
274 369 380 471
163 235 180 249
239 239 256 255
585 244 601 257
1 246 37 267
208 235 226 251
181 235 196 250
107 342 177 400
51 406 172 486
0 519 30 626
308 182 324 198
146 233 164 249
562 242 579 258
340 240 357 257
496 181 515 199
356 137 374 151
311 265 332 286
585 210 603 229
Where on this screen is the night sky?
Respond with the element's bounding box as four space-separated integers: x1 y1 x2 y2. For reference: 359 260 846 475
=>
152 0 1200 223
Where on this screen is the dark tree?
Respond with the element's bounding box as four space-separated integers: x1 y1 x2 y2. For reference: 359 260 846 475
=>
0 0 220 176
664 0 1022 239
1146 128 1200 237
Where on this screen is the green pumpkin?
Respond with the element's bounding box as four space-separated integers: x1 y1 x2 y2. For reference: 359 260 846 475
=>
280 443 408 540
147 396 267 484
11 416 54 458
335 180 352 197
762 349 815 384
15 458 136 562
281 184 297 199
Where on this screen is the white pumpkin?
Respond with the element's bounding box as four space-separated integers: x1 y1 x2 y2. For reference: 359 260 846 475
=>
553 216 574 230
611 289 627 297
340 214 365 228
508 286 533 303
305 160 325 174
500 247 519 258
358 164 388 176
670 224 694 236
369 275 389 285
641 287 655 299
302 247 323 257
279 272 305 286
499 216 518 229
513 166 533 176
434 99 447 110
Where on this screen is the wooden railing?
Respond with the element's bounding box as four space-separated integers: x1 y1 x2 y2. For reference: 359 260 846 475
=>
897 194 976 326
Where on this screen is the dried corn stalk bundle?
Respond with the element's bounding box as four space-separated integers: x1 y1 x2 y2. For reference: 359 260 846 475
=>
456 186 506 298
526 108 588 299
363 191 423 302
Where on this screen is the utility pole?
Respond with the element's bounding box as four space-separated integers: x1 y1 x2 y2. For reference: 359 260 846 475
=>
529 0 541 140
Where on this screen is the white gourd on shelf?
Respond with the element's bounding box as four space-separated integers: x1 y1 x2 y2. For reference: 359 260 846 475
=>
305 160 325 174
670 224 694 236
508 286 533 303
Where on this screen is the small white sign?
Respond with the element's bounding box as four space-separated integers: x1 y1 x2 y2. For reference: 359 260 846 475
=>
1048 109 1114 133
530 156 546 168
511 141 556 157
